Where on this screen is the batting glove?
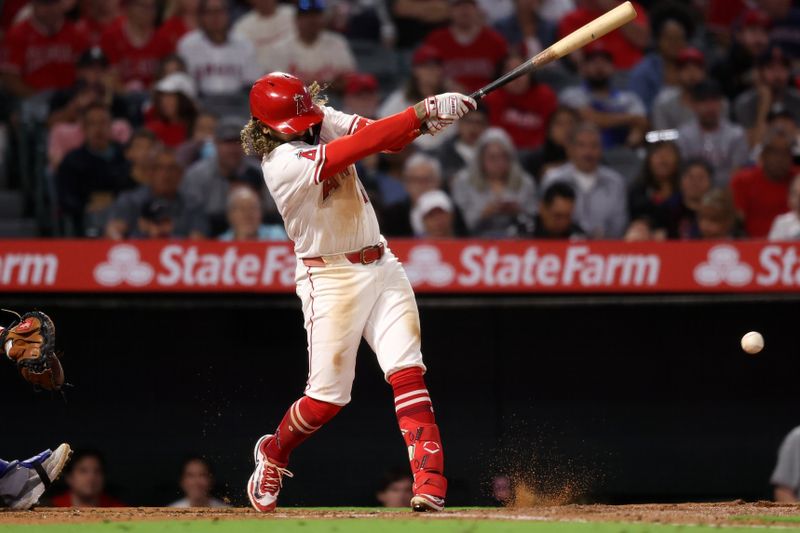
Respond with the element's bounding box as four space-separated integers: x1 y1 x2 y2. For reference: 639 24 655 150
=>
423 93 477 134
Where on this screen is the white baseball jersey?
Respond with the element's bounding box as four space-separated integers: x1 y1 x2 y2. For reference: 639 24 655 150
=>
260 106 381 257
177 30 262 96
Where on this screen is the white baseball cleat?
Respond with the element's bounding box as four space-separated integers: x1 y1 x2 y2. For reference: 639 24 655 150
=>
411 493 445 512
247 434 293 513
9 443 72 510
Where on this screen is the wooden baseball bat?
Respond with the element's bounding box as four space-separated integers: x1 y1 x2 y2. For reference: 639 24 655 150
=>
471 1 637 100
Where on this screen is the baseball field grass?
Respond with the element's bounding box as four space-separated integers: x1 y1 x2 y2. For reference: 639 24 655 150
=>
3 503 800 532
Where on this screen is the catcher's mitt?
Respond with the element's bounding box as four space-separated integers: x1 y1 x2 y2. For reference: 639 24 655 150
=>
0 310 64 391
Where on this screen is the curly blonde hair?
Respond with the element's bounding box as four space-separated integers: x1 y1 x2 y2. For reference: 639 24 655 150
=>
241 81 328 158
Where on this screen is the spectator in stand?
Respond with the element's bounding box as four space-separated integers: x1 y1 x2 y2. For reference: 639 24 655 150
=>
181 117 265 235
525 181 585 239
56 104 136 235
272 0 356 88
157 0 200 54
676 80 749 187
451 127 537 237
652 48 721 131
51 450 124 507
494 0 556 57
375 469 414 508
328 0 396 46
100 0 170 92
342 73 380 118
389 0 450 51
627 9 692 112
559 0 649 70
410 190 456 238
422 0 508 94
381 152 445 236
177 0 260 101
526 105 580 181
772 424 800 502
760 0 800 61
624 216 662 241
379 45 453 151
696 189 741 239
124 129 158 186
657 157 713 239
144 72 198 147
106 147 208 239
711 10 771 102
560 42 647 150
47 48 133 170
768 174 800 240
735 45 800 148
1 0 89 97
437 103 489 181
76 0 122 45
485 52 558 152
731 127 798 238
219 186 287 241
176 112 218 167
169 458 228 508
754 110 800 165
628 141 680 222
233 0 295 73
542 122 627 238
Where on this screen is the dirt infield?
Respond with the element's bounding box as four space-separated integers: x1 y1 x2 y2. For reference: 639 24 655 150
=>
1 502 800 526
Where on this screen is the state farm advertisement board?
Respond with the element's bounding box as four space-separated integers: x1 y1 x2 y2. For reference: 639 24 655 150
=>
1 240 799 293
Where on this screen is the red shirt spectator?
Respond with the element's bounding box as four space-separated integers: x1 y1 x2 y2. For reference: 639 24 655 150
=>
731 129 798 237
51 492 125 507
484 54 557 150
422 0 507 93
2 0 89 94
558 0 649 69
100 0 169 90
76 14 123 46
156 15 194 54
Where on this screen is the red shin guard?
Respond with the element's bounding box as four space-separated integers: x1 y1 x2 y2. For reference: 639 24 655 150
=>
389 367 447 499
265 396 341 465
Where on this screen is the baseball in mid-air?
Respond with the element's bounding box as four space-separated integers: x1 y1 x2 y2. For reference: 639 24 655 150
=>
741 331 764 355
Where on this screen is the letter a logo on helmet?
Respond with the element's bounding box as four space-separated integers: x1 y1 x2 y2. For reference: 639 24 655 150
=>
249 72 324 135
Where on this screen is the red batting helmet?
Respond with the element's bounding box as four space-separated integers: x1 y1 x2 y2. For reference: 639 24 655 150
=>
249 72 324 134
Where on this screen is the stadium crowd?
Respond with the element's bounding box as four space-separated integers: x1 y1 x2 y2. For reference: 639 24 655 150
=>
1 0 799 241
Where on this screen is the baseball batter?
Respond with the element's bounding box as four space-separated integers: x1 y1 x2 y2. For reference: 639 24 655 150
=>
241 72 475 512
0 311 71 509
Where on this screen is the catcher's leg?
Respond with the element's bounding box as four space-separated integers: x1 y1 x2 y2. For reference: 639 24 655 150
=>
248 264 375 512
363 252 446 512
0 444 71 510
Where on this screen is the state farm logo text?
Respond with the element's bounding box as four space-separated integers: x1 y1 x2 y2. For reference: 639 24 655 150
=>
93 244 298 288
456 245 660 287
0 253 57 286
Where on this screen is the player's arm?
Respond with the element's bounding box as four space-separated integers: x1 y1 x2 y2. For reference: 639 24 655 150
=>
318 93 475 181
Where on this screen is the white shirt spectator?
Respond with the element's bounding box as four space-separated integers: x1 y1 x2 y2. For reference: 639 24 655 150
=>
232 4 296 73
170 497 229 508
177 30 261 96
476 0 513 23
272 30 356 85
539 0 575 24
772 425 800 499
768 211 800 240
542 162 628 239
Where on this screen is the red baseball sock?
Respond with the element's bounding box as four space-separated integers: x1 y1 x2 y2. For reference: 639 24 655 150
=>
389 367 446 499
264 396 341 465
